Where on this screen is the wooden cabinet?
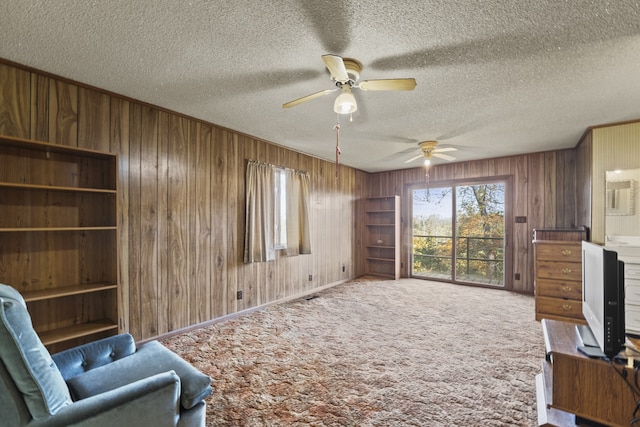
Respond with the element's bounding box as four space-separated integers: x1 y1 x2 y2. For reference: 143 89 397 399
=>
536 319 636 426
0 135 119 352
533 228 587 324
364 196 400 279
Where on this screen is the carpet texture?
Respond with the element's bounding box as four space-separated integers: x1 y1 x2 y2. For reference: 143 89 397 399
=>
162 278 544 426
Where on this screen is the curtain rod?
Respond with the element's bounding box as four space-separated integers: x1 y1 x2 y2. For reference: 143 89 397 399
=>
247 159 309 176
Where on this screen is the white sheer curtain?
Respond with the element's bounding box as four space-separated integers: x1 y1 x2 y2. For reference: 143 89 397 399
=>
244 160 275 263
285 169 311 256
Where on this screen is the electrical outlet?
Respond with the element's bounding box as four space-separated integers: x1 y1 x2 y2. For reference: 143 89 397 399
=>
515 273 521 280
237 290 243 300
515 216 527 223
308 274 313 281
342 265 345 272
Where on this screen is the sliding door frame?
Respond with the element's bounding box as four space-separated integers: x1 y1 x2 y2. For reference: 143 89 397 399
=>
404 175 514 290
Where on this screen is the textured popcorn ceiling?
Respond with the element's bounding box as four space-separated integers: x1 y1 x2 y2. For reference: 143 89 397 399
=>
1 1 640 172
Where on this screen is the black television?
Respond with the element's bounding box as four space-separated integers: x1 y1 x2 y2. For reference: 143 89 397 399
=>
578 241 625 359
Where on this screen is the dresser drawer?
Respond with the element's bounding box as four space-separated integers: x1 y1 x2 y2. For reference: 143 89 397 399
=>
536 261 582 281
536 296 583 319
625 264 640 280
536 278 581 300
625 280 640 304
535 243 582 262
626 305 640 335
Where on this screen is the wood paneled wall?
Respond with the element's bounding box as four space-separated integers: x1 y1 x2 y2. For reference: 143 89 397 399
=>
575 130 593 243
365 149 578 294
0 60 368 341
0 57 588 336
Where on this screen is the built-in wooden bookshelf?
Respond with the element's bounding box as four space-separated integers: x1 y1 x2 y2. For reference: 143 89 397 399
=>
364 196 400 279
0 135 119 352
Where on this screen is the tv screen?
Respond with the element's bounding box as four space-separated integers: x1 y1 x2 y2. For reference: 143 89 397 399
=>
580 241 625 359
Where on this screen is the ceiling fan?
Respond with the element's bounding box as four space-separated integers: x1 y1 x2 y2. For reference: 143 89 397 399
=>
405 141 457 166
282 54 417 114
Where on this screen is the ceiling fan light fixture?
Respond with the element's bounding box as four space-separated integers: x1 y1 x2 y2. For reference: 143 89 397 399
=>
334 87 357 114
424 158 431 166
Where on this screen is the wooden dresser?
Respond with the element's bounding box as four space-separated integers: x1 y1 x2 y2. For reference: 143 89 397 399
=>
533 228 588 324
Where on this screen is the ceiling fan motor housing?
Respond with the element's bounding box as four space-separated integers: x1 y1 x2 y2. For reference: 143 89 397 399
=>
342 58 362 83
419 140 438 158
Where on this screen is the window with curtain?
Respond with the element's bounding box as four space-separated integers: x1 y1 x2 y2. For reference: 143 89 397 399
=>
244 160 311 263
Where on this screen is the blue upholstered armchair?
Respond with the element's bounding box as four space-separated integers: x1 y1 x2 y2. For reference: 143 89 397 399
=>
0 284 212 426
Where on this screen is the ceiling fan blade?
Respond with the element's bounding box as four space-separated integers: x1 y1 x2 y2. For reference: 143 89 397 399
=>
404 154 423 163
433 147 457 153
433 153 456 161
322 54 349 82
358 78 417 91
282 89 337 108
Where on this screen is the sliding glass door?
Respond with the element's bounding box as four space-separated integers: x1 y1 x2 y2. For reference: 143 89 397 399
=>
412 187 454 280
411 180 506 287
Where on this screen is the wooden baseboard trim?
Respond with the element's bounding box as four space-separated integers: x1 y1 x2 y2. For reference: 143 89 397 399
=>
137 277 355 345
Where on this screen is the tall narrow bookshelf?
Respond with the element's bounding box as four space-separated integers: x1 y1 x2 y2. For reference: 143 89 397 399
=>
0 135 119 352
364 196 400 279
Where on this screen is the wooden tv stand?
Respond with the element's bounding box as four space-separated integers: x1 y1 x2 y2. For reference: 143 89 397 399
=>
536 319 638 426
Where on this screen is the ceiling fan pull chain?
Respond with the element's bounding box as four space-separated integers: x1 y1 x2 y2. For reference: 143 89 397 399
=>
334 119 341 178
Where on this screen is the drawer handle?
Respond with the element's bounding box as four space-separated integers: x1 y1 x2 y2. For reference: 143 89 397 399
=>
562 268 572 274
561 286 572 293
561 249 572 256
562 304 572 311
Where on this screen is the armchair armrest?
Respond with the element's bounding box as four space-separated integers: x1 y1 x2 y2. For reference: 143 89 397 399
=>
66 341 212 410
52 334 136 381
28 371 181 427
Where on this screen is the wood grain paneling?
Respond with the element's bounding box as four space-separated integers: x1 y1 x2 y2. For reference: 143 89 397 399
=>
211 127 229 319
167 115 190 332
543 152 557 226
193 122 212 325
226 132 240 316
139 106 159 338
575 131 592 237
157 111 170 334
49 80 78 146
79 87 110 151
3 58 585 339
241 135 258 310
111 97 129 334
30 74 49 141
526 153 545 292
557 150 577 228
127 103 143 339
513 156 530 293
0 63 30 138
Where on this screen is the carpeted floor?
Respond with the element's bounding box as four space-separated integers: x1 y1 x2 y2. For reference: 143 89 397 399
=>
163 277 545 426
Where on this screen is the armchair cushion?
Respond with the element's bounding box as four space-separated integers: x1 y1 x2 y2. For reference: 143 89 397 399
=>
66 340 212 410
52 334 137 380
0 284 72 420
